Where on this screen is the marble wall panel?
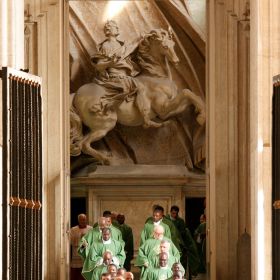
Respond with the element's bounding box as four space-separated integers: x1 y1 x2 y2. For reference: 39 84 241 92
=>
101 198 170 250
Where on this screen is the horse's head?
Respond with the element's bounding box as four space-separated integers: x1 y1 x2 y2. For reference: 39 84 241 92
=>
142 28 180 66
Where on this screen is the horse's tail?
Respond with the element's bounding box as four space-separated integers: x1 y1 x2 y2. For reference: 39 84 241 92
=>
70 93 84 156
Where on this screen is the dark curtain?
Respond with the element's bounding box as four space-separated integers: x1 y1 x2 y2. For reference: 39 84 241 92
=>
273 76 280 280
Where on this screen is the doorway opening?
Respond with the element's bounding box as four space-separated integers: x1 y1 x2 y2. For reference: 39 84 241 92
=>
71 197 87 227
185 197 206 236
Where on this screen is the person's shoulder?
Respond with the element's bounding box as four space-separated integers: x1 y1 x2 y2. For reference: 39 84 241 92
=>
142 238 157 247
70 225 79 231
112 225 122 233
144 219 153 226
125 223 133 231
165 214 171 220
163 217 172 225
177 216 185 223
144 216 153 223
161 220 172 229
112 238 123 246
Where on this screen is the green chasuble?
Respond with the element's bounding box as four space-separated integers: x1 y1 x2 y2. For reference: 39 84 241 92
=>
90 264 108 280
165 214 186 241
194 222 206 273
145 267 173 280
82 239 125 280
135 238 181 280
144 217 181 251
183 228 200 275
140 220 171 246
118 223 134 268
78 226 124 260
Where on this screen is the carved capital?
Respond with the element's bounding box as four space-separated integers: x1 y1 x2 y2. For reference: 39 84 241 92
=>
243 1 250 20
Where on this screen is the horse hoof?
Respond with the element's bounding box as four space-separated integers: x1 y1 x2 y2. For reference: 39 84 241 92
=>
196 112 206 125
162 120 174 127
102 157 111 165
143 121 162 129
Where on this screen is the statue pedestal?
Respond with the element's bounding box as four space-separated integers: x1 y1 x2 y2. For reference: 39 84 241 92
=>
71 165 205 249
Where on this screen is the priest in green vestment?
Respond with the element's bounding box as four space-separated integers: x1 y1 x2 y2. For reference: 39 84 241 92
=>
144 205 181 250
194 214 206 273
116 214 134 271
105 216 124 243
145 252 173 280
78 217 107 260
167 270 184 280
81 228 125 280
90 251 114 280
165 205 186 242
182 227 200 277
93 211 123 241
140 207 172 245
166 262 186 280
79 216 124 260
136 226 182 279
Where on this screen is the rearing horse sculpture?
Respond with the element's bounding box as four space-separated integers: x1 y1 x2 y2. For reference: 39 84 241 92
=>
70 29 205 164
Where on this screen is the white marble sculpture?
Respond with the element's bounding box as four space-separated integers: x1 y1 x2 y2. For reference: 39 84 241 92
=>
70 21 205 165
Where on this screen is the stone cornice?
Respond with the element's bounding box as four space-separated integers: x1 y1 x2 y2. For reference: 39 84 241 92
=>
71 165 206 187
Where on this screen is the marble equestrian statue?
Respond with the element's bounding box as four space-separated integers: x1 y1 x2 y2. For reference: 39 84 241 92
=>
70 26 205 165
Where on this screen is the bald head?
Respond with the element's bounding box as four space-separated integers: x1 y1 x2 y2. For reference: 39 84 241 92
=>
78 214 87 228
98 217 107 229
103 251 112 265
159 252 168 267
172 271 183 280
111 211 118 221
124 272 134 280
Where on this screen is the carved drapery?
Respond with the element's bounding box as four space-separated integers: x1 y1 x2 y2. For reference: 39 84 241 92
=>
69 0 206 171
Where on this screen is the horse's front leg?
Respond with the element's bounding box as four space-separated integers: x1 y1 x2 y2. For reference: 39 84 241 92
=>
157 89 205 125
182 89 206 125
136 87 165 128
81 129 112 165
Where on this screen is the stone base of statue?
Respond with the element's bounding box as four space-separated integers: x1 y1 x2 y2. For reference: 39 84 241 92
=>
71 165 205 250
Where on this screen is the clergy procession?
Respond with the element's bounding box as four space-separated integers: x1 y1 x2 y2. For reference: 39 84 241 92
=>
70 205 206 280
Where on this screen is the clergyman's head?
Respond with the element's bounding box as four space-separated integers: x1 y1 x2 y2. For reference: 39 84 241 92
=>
103 251 112 265
172 262 181 273
159 252 168 268
117 267 126 277
172 271 183 280
78 213 87 228
160 240 171 253
101 272 111 280
102 227 111 241
153 225 164 240
108 264 117 277
124 272 134 280
153 207 164 222
170 205 179 219
98 217 107 230
117 214 125 225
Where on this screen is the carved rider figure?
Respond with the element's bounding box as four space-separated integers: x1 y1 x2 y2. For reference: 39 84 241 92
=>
91 20 163 128
91 20 140 109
